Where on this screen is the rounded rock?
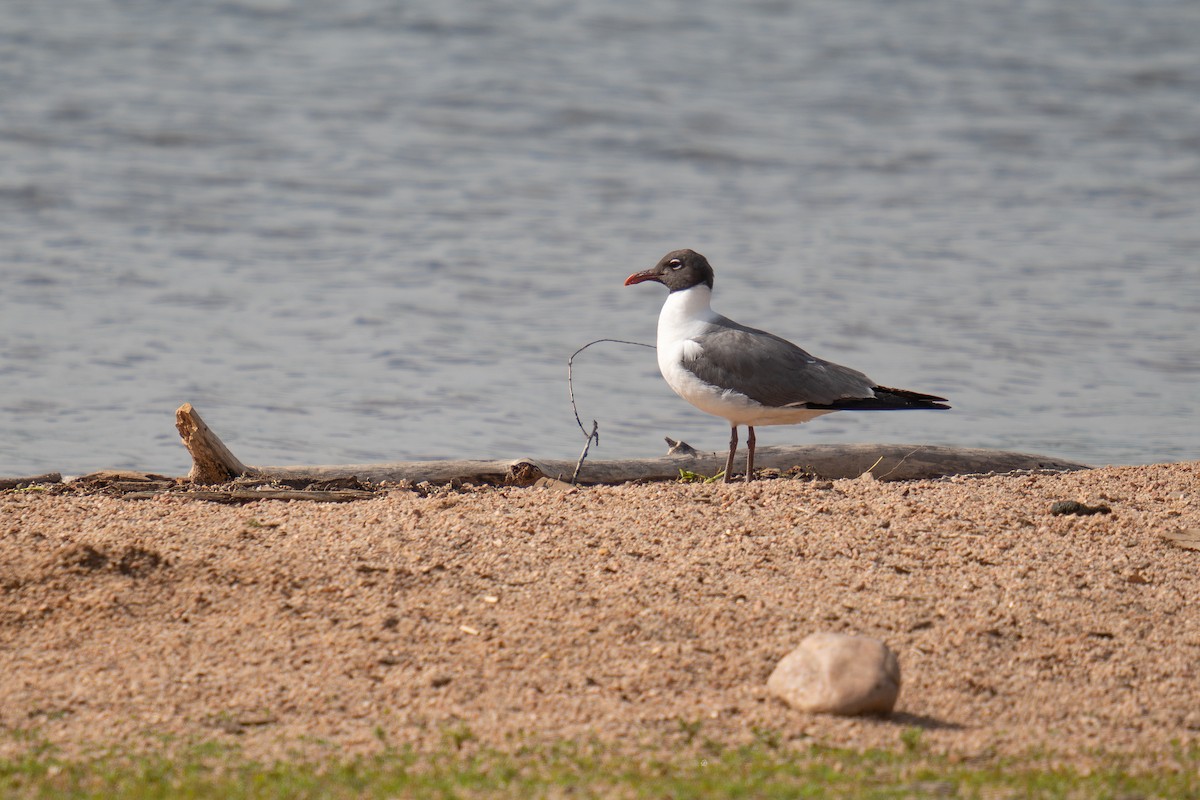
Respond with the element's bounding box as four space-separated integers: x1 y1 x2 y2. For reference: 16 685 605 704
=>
767 632 901 716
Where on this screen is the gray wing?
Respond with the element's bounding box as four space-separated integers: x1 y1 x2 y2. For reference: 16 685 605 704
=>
685 318 877 408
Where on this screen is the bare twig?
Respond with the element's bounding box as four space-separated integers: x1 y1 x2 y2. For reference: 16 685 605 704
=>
875 446 926 480
570 420 599 485
566 338 655 483
567 338 655 437
861 454 886 477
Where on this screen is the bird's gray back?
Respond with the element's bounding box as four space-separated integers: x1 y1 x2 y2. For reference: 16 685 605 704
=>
685 318 877 408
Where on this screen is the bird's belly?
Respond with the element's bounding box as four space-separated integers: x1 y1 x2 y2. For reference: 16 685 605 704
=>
657 346 832 428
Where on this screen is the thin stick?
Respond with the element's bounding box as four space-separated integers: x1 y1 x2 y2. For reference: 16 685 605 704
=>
875 446 926 480
570 420 599 485
567 338 655 437
566 338 655 483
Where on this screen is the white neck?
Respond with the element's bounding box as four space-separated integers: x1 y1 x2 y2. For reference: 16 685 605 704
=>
657 284 717 343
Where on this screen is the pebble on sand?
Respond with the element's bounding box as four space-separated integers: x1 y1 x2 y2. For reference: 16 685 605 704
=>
767 632 901 716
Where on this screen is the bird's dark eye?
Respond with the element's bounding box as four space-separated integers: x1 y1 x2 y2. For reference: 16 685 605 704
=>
668 259 682 269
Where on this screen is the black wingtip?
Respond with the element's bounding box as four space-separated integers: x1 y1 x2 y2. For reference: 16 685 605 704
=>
812 386 951 411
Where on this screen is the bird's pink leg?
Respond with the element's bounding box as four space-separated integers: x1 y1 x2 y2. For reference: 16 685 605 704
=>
723 426 738 483
745 426 756 482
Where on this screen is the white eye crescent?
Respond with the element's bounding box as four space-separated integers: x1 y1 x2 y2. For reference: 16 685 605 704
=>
669 259 682 269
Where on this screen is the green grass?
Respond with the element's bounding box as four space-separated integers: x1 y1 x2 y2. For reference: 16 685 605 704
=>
0 734 1196 799
677 468 725 483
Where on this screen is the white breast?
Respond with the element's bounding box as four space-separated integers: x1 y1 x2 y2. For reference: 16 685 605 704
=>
655 285 720 398
654 286 831 428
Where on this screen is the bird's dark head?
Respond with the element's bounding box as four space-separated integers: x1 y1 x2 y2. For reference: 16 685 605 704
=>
624 249 715 292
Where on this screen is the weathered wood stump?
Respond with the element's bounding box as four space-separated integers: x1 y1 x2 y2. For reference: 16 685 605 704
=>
175 403 253 484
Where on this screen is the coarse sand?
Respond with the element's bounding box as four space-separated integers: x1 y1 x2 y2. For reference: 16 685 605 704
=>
1 462 1198 768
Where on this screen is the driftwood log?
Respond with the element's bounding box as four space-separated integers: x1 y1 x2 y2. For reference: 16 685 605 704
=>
175 403 1088 487
0 473 62 490
123 489 378 504
175 403 251 483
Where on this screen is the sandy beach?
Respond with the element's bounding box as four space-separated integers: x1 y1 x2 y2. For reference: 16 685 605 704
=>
1 461 1197 768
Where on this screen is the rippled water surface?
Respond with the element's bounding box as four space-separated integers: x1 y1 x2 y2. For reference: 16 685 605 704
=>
2 0 1198 474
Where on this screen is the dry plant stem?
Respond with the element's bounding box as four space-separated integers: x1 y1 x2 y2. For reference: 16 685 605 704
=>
565 338 655 481
570 420 599 486
566 338 655 439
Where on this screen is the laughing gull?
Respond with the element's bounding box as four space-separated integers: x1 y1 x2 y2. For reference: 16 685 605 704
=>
625 249 950 483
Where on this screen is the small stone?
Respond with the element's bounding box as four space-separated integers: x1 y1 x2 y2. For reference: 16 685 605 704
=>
1160 529 1200 551
533 477 576 492
664 437 699 456
1125 570 1151 585
1050 500 1111 516
767 632 901 716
